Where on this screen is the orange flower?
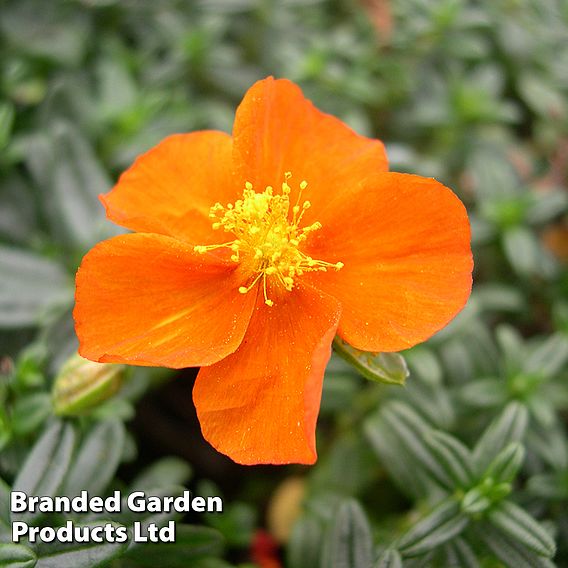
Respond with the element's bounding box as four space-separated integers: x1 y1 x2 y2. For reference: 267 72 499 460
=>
74 77 473 465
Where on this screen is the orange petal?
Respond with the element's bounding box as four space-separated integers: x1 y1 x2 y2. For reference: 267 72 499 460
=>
303 173 473 352
193 285 341 465
74 233 256 368
101 131 238 244
232 77 388 223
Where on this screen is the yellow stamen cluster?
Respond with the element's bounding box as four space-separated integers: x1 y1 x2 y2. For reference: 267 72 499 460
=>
194 173 343 306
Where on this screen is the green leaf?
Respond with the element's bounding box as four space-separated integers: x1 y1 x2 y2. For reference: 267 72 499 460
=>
288 516 323 568
496 325 524 376
472 402 528 476
107 486 187 553
11 393 52 436
12 421 76 524
461 477 512 516
205 502 255 548
526 191 568 225
524 333 568 379
63 420 125 498
459 378 507 408
484 443 525 484
320 500 373 568
0 0 88 65
502 227 554 278
130 457 192 492
0 476 12 529
0 543 37 568
32 522 128 568
0 102 15 150
365 405 439 498
125 525 225 567
397 500 469 557
25 122 114 249
377 402 453 490
0 246 70 328
333 338 409 386
477 524 556 568
444 537 479 568
518 73 566 118
406 349 443 385
424 430 474 488
487 501 556 558
374 549 402 568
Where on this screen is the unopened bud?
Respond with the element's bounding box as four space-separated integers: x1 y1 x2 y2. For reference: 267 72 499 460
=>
52 354 125 416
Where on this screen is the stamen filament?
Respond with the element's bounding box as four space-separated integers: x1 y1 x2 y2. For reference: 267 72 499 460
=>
194 173 343 306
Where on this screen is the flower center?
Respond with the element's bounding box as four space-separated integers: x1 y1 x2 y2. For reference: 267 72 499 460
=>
194 172 343 306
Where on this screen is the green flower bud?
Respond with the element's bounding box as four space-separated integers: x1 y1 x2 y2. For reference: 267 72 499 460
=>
52 354 125 416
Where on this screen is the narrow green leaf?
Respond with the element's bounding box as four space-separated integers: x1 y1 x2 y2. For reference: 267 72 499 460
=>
12 421 76 524
0 543 37 568
503 227 554 278
526 190 568 225
524 333 568 379
459 378 507 408
461 487 492 515
130 457 192 492
484 443 525 483
472 402 528 476
0 247 70 328
477 524 556 568
63 420 125 498
365 412 432 498
11 393 52 436
126 525 224 567
320 500 373 568
0 102 15 150
398 500 469 557
488 501 556 557
25 122 114 249
379 402 452 489
32 521 128 568
444 537 479 568
496 326 524 376
288 516 323 568
374 548 402 568
0 476 11 527
424 430 474 488
333 338 408 386
121 486 186 553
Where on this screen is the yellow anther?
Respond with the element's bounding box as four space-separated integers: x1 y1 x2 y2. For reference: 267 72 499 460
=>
193 173 343 306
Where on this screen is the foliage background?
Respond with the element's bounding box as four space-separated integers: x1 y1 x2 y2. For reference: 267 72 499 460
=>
1 0 568 566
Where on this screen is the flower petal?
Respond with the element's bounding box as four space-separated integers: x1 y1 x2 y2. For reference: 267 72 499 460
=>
193 285 341 465
232 77 388 221
74 233 256 368
101 131 237 244
303 173 473 352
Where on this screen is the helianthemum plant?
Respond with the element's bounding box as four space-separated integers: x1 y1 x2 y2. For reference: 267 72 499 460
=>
73 77 473 465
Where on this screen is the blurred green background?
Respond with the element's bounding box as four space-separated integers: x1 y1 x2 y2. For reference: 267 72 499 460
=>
1 0 568 566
